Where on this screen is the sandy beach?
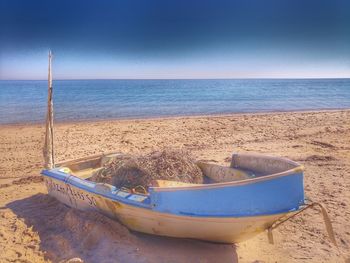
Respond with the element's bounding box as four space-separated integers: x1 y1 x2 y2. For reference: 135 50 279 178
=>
0 110 349 263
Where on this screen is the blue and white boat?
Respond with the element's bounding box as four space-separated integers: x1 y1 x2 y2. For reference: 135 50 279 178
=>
41 152 305 243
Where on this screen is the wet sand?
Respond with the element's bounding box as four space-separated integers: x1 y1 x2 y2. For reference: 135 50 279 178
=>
0 110 349 262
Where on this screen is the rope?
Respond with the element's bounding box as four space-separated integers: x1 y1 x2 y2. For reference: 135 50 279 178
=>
267 201 337 246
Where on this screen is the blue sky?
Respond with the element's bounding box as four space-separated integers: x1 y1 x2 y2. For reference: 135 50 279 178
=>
0 0 349 79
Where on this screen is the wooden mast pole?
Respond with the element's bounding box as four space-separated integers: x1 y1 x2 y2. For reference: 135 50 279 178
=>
43 50 55 169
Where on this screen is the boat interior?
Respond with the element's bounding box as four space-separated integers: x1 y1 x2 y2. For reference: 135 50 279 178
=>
55 151 303 190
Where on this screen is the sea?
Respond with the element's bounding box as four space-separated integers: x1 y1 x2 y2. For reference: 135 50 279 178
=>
0 78 349 124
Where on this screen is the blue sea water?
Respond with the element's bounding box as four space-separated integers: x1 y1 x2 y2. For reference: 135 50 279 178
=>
0 79 349 124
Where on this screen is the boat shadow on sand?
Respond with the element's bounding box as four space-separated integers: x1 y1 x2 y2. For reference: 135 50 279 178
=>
7 193 237 263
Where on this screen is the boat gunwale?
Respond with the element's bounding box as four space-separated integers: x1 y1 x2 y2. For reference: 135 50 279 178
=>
56 151 123 167
41 169 300 219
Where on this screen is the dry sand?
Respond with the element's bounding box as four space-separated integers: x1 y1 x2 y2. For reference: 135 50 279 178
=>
0 110 349 263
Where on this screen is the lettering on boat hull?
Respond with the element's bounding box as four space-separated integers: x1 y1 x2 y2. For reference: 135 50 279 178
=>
45 178 97 209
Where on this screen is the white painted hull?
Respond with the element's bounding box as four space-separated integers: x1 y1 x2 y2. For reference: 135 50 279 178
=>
44 176 288 243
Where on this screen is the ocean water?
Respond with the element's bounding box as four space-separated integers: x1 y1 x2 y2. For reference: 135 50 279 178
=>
0 79 349 124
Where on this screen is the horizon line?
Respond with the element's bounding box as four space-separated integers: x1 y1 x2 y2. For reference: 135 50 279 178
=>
1 77 350 81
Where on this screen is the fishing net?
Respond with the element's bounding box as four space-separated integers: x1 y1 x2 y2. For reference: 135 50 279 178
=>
90 149 203 189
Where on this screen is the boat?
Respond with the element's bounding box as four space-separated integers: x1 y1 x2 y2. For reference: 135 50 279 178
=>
41 152 305 243
41 52 336 245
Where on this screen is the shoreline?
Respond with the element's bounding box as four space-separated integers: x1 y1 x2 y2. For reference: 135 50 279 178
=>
1 108 350 127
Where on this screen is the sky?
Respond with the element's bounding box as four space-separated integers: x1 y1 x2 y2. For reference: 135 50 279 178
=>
0 0 349 80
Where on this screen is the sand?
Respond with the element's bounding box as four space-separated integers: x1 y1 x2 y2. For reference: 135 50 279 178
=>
0 110 349 263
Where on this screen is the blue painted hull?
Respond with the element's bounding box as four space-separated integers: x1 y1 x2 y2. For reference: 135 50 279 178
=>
149 172 304 217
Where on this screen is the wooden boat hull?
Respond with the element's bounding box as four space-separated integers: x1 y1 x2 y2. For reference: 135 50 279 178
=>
43 174 292 243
